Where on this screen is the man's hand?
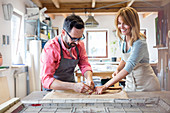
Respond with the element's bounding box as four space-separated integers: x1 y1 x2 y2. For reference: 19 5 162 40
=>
73 82 91 93
86 80 95 94
84 70 95 91
86 80 95 90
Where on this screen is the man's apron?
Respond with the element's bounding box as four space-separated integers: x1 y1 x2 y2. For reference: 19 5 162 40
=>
44 36 79 91
120 41 160 92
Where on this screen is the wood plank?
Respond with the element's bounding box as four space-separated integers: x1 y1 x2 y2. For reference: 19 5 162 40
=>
0 98 20 113
143 12 153 18
131 1 161 7
43 90 128 99
62 14 68 18
40 0 53 3
41 0 162 3
0 76 10 104
32 0 43 8
44 1 162 13
44 2 125 13
161 0 170 6
92 0 96 8
48 14 55 19
127 0 135 7
52 0 60 8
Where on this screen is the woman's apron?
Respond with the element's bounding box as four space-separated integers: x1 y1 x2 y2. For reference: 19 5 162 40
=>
44 36 79 91
120 41 160 92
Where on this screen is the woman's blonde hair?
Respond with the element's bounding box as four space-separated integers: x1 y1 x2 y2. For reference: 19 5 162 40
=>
115 7 146 46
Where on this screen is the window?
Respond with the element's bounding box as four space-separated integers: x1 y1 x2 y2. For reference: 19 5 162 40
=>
86 30 108 58
11 12 23 63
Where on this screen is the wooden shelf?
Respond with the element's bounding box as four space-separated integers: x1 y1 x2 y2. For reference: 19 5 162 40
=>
153 45 164 48
157 47 168 50
153 45 168 50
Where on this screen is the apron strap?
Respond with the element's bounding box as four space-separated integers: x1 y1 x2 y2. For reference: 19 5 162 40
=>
75 45 79 59
58 36 63 58
121 40 124 53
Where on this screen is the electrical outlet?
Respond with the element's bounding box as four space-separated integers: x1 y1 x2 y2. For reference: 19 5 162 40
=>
2 35 6 45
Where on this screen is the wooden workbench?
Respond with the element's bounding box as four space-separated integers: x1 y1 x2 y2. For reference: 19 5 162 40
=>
14 91 170 113
22 91 170 105
2 91 170 113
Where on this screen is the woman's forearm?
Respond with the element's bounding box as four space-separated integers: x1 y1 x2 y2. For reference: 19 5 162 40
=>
104 69 128 88
117 60 126 71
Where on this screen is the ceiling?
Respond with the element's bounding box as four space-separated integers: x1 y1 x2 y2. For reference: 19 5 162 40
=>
31 0 169 17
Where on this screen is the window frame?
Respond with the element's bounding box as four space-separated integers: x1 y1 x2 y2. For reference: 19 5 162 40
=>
86 30 108 58
11 11 23 62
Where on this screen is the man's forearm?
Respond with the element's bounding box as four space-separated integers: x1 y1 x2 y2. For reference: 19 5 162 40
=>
49 79 75 90
49 78 92 93
84 70 93 81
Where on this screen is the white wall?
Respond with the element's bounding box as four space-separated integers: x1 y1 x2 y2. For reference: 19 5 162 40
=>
0 0 33 98
51 13 158 62
0 0 11 66
139 14 158 62
0 0 33 66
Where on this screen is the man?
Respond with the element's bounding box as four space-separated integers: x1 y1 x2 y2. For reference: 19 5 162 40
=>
40 14 94 93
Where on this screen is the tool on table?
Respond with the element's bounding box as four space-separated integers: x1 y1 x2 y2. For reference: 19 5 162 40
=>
107 86 122 90
87 85 96 95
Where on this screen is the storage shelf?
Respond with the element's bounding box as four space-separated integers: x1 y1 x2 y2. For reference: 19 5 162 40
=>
26 37 37 40
153 45 168 49
25 18 53 49
153 45 168 50
25 19 37 23
157 47 168 50
153 45 164 48
26 37 48 42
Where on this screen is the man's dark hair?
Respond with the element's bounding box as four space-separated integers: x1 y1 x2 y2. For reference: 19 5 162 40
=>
63 14 84 32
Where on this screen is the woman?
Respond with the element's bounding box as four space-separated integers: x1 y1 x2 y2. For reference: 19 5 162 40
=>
95 7 160 94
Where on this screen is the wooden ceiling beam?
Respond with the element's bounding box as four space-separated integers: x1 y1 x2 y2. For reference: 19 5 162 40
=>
43 1 162 13
92 0 96 8
45 8 161 13
52 0 60 8
131 1 161 7
161 0 170 6
127 0 135 7
43 2 126 9
62 14 68 18
142 12 153 18
32 0 43 8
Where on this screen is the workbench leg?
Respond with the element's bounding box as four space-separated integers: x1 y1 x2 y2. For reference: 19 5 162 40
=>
77 75 81 83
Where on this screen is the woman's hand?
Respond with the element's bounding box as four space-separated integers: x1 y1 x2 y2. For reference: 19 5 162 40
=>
113 69 120 76
94 85 107 94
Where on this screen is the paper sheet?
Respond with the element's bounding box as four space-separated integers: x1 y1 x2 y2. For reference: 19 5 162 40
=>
29 40 42 91
43 90 128 99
